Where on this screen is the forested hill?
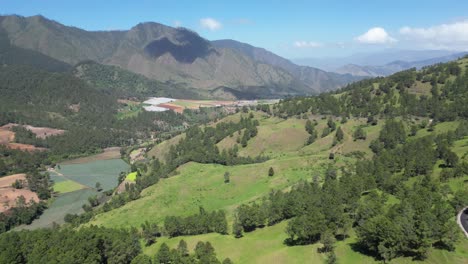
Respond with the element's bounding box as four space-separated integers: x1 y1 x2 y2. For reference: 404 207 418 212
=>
73 60 200 100
276 56 468 121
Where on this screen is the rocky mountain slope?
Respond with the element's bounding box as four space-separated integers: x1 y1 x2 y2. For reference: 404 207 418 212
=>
0 15 357 98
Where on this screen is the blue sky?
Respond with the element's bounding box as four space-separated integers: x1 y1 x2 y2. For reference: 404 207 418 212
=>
1 0 468 58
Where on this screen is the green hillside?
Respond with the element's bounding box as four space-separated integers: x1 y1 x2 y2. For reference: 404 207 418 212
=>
78 57 468 263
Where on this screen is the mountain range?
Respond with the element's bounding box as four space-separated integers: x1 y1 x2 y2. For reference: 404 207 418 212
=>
334 52 468 77
0 15 360 99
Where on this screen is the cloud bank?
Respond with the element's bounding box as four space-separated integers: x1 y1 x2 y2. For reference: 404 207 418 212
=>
399 20 468 50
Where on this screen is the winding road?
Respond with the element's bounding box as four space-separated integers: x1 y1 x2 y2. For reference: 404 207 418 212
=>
457 207 468 238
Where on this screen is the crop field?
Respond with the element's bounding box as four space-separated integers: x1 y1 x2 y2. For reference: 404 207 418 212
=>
56 159 129 191
19 158 129 229
61 147 121 165
19 188 98 229
52 180 86 194
125 172 137 182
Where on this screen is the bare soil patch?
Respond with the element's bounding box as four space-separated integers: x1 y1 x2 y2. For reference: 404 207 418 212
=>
0 174 39 213
61 147 122 165
1 123 65 139
158 103 184 113
6 143 46 152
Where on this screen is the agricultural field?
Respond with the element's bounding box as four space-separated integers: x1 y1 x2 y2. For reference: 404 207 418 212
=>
0 174 39 213
61 147 121 165
0 123 64 151
125 172 137 182
21 157 129 229
141 97 277 114
52 180 86 194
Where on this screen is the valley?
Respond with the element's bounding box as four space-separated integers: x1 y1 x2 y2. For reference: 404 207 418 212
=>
0 5 467 264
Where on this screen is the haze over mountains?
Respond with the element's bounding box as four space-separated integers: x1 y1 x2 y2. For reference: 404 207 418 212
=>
0 14 361 99
294 50 468 77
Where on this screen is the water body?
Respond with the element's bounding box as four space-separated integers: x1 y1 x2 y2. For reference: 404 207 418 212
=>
20 158 129 229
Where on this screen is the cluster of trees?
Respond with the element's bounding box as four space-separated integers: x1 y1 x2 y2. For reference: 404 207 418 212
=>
356 177 460 261
304 120 318 145
153 240 232 264
0 145 49 176
0 198 47 234
164 207 228 237
0 146 52 233
353 126 367 140
0 226 141 263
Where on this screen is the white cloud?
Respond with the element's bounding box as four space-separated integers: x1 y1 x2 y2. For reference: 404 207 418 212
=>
356 27 396 44
173 20 182 27
199 18 222 31
399 20 468 50
294 41 322 48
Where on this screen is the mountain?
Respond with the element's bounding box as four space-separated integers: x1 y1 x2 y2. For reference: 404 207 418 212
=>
0 15 356 98
212 39 360 93
0 28 71 72
335 52 468 77
294 49 459 71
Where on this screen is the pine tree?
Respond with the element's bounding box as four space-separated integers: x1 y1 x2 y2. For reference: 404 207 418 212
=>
268 167 274 177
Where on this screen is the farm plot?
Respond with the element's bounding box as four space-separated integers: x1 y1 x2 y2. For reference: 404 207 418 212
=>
56 159 129 191
19 188 98 229
20 158 129 229
53 180 86 194
61 147 121 165
0 174 39 213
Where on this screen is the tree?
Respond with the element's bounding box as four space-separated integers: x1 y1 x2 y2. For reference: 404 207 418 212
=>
305 120 314 134
224 172 230 183
320 229 336 253
444 151 459 168
95 182 102 192
327 118 336 131
326 251 337 264
233 218 243 238
131 254 152 264
335 127 344 142
353 127 367 140
222 258 234 264
177 240 189 257
155 243 172 264
268 167 275 177
141 221 160 246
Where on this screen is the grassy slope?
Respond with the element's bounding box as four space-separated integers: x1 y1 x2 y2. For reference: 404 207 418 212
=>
53 180 86 194
143 221 468 264
89 113 468 263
